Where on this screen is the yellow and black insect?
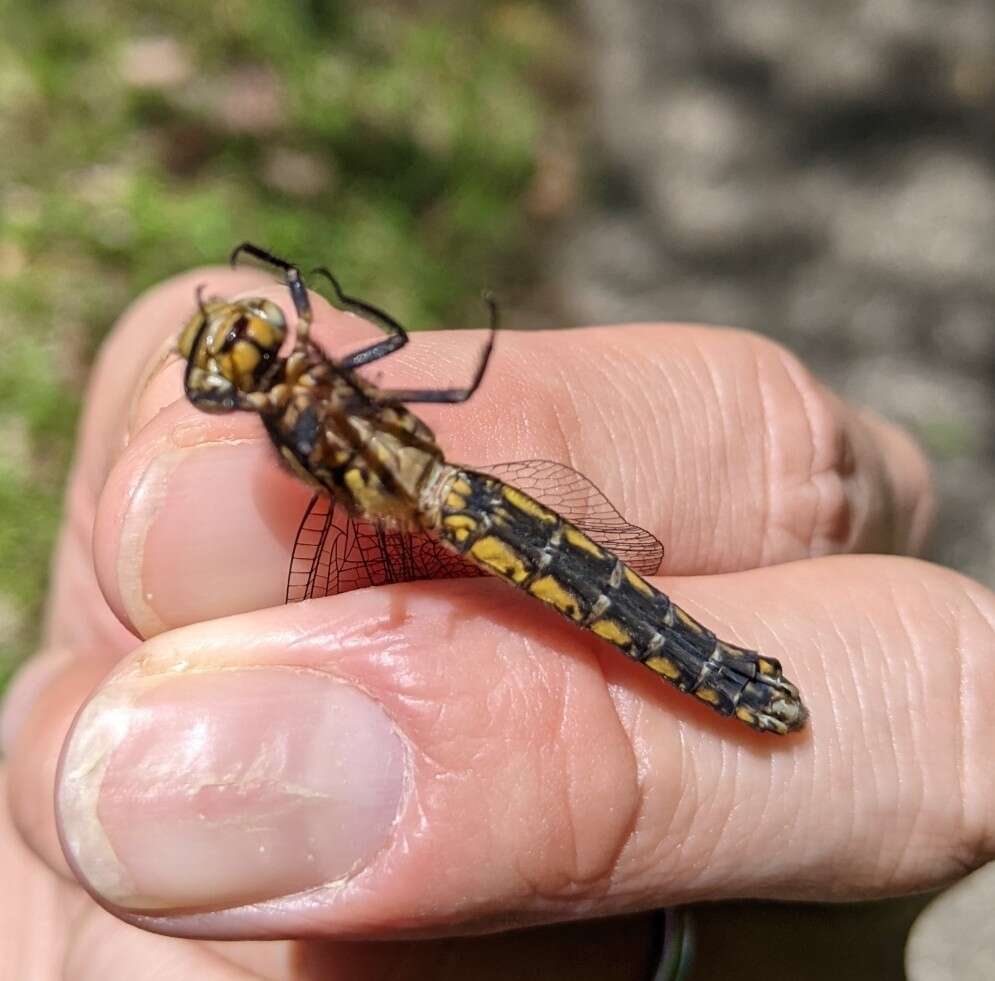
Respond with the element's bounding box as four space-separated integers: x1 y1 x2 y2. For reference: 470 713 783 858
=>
178 244 808 735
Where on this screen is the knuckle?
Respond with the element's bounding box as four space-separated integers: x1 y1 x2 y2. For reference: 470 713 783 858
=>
750 335 855 559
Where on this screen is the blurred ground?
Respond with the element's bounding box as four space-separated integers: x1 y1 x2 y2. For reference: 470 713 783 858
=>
560 0 994 590
555 3 994 978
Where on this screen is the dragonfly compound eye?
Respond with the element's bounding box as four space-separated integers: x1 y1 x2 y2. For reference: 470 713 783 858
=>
179 296 288 412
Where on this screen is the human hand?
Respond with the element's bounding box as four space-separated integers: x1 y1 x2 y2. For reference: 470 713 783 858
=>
4 267 994 978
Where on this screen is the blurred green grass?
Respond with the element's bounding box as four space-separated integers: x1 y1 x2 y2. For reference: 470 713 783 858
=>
0 0 575 680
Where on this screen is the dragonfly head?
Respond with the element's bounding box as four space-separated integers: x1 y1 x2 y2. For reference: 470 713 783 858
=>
178 294 287 412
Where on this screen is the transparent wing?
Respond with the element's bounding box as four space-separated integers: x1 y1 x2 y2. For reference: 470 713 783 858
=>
482 460 664 576
287 459 664 601
287 495 473 601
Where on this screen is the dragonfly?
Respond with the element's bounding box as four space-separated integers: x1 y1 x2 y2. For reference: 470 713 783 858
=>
177 243 808 735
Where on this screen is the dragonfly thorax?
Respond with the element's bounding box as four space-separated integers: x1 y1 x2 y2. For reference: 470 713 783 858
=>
265 365 445 529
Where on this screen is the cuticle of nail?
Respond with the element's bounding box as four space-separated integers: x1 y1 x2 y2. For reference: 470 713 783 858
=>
57 682 144 904
126 335 184 444
116 451 180 639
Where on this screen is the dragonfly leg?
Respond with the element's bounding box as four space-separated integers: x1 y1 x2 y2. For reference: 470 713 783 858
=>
308 266 410 369
379 293 499 404
230 242 313 342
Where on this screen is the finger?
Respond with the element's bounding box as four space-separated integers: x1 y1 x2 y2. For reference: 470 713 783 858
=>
68 906 660 981
5 651 111 878
3 739 662 981
0 268 279 870
3 679 665 981
50 555 995 937
2 759 663 981
91 279 933 638
0 766 83 979
42 265 276 658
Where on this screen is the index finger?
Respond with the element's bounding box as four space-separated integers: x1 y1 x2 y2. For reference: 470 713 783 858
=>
88 269 932 639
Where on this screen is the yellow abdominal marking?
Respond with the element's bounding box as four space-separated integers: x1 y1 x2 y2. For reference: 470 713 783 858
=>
470 536 529 583
735 707 757 725
757 658 778 677
590 619 631 647
564 526 604 559
696 687 720 705
645 655 681 680
443 513 477 543
624 567 654 597
445 491 467 509
451 478 472 496
529 575 582 620
502 485 556 524
444 514 477 532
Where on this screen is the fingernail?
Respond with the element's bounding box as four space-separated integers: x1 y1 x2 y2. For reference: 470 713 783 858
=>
108 441 310 636
57 667 405 911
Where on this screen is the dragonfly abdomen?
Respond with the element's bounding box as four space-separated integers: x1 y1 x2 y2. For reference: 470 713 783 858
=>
435 468 807 735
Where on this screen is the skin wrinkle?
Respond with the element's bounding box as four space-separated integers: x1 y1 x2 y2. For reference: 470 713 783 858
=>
558 350 642 511
803 598 851 892
891 580 933 884
737 348 768 569
552 654 584 895
536 366 578 479
689 738 733 884
749 338 776 569
780 739 805 876
598 693 676 900
671 725 711 896
953 608 970 877
571 661 644 901
682 348 714 563
785 353 857 556
557 662 632 900
586 355 638 513
719 341 756 570
760 339 853 561
961 584 995 868
840 598 875 889
937 580 995 878
870 591 926 891
861 601 906 891
600 342 663 519
778 349 829 554
599 698 661 899
694 336 730 567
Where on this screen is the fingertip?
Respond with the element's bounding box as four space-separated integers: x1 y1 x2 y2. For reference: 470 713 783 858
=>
6 651 112 882
93 400 310 638
0 648 74 757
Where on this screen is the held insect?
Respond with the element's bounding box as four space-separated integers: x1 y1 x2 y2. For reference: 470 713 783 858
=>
177 244 808 734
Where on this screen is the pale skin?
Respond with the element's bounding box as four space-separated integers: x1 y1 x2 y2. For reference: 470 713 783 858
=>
2 266 994 979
